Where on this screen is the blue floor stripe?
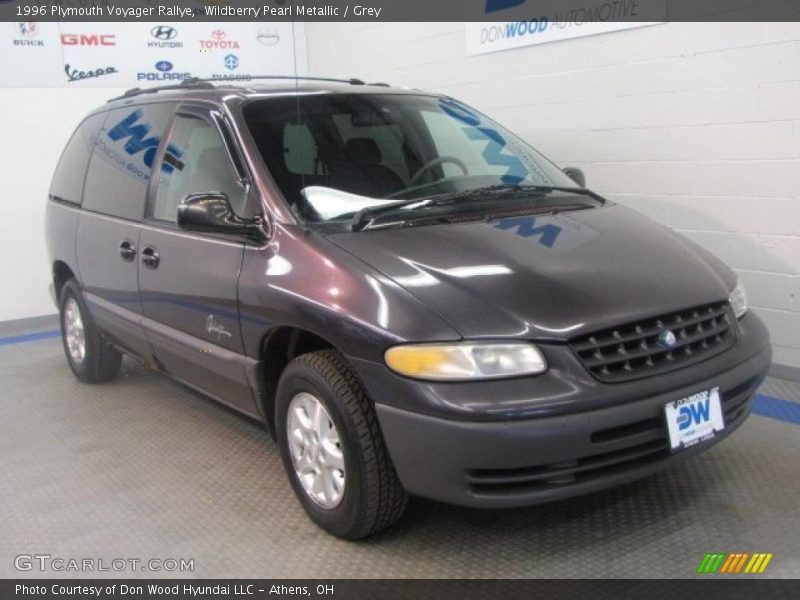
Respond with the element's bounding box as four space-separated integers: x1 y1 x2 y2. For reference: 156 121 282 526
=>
0 329 61 346
1 329 799 427
753 394 800 426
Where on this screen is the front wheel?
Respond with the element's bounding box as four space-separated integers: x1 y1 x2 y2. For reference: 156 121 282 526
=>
59 279 122 383
276 349 408 539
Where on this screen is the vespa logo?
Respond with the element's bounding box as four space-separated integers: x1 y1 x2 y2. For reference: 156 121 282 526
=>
107 110 182 172
677 392 711 431
151 25 177 41
61 33 116 47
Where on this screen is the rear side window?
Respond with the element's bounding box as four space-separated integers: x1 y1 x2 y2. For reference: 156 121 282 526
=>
82 103 176 220
49 112 107 205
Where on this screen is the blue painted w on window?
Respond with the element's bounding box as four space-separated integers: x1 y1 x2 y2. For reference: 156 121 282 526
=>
107 110 182 173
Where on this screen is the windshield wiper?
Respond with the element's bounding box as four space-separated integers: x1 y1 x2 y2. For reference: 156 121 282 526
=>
428 183 604 205
350 199 438 231
350 184 603 231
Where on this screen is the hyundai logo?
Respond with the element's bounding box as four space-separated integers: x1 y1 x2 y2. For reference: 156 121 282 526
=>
151 26 177 41
155 61 173 73
659 330 678 348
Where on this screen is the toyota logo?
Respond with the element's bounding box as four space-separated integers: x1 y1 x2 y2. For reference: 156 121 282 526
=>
151 26 177 41
659 330 678 348
212 29 227 41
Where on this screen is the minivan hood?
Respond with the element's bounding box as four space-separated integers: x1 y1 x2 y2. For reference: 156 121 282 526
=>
326 204 736 341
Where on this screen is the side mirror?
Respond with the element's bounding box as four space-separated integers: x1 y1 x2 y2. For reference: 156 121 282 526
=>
177 193 266 241
563 167 586 188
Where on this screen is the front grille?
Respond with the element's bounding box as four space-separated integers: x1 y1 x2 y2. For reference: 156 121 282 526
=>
466 377 757 497
569 301 735 383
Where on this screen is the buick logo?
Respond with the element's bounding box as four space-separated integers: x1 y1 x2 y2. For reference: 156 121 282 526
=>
155 61 173 72
659 330 678 348
18 22 38 37
151 26 177 41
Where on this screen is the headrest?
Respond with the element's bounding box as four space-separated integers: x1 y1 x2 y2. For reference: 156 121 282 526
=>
344 138 382 165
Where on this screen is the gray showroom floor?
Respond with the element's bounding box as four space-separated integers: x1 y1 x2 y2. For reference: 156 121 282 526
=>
2 331 799 579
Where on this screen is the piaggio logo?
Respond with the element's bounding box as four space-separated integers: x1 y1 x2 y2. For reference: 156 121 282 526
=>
697 552 774 575
13 22 44 47
200 29 240 50
224 54 239 71
61 33 116 47
149 25 182 48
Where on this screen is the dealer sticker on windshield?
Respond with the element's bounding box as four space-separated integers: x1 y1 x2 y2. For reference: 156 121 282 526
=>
664 387 725 452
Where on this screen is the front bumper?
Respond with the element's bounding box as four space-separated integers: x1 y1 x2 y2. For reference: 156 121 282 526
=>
356 313 771 508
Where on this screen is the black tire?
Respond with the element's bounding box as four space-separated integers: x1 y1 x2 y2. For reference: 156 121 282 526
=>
59 278 122 383
276 349 408 539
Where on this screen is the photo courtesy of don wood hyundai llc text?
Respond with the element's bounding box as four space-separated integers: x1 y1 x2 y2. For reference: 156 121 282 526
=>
0 0 799 597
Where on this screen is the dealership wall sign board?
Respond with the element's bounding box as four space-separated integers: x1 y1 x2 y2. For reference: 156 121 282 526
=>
1 21 306 87
465 0 667 55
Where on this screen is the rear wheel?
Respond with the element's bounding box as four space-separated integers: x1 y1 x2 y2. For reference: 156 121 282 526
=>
59 279 122 383
276 349 408 539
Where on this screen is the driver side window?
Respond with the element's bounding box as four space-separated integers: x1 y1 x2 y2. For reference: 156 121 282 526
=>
154 115 244 223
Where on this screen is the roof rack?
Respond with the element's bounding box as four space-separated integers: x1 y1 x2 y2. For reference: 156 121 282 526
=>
109 75 386 102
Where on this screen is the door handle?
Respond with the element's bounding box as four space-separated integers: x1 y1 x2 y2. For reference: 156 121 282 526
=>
119 240 137 262
141 246 160 269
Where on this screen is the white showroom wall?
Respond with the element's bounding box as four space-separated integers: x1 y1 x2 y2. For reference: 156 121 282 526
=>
0 86 126 321
305 21 800 370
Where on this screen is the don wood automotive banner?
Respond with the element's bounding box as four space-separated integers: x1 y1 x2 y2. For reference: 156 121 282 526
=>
465 0 667 55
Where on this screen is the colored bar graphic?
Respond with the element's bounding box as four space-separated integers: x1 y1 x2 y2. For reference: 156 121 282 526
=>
700 552 773 575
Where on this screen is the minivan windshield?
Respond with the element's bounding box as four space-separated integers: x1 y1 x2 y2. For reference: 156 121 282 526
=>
243 93 588 230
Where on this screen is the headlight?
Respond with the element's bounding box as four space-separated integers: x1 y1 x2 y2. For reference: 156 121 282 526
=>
729 279 748 319
384 342 547 381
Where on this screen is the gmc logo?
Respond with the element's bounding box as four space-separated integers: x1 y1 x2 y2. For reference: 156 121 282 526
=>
61 34 116 47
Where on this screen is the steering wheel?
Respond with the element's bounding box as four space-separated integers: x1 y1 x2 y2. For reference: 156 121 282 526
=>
409 156 469 186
